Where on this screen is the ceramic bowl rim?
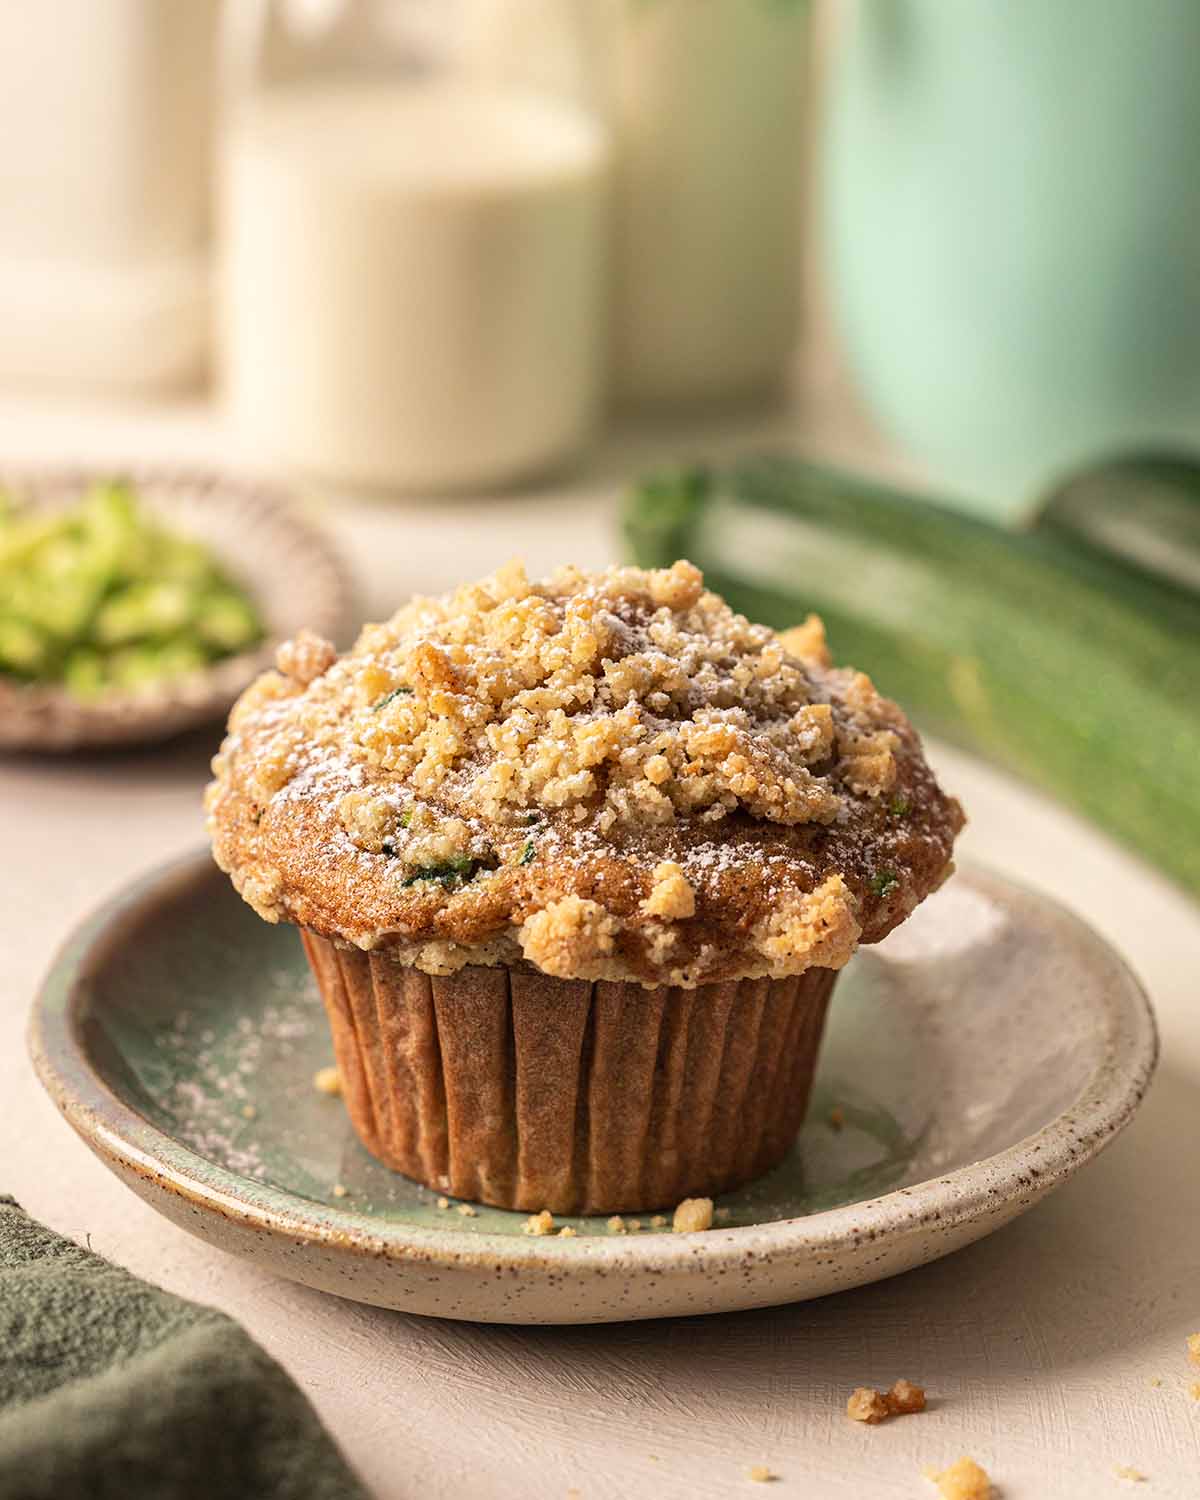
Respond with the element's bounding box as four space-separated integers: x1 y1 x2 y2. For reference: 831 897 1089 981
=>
0 462 354 751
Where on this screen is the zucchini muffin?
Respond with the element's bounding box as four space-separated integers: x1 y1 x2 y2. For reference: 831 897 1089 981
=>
207 560 963 1214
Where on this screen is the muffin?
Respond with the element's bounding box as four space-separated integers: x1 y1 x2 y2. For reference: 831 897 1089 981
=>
206 560 963 1214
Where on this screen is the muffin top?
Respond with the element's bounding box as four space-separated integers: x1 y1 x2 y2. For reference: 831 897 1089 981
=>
207 560 963 988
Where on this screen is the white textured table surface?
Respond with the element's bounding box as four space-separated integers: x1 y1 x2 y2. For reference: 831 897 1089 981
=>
2 389 1198 1499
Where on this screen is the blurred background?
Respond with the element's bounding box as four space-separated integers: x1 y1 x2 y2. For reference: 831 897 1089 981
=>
3 0 1199 505
1 0 1198 895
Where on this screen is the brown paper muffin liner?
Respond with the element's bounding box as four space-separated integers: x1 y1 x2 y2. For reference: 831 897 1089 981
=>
300 931 836 1215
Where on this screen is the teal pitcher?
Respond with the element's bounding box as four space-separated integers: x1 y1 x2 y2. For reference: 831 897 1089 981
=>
822 0 1200 519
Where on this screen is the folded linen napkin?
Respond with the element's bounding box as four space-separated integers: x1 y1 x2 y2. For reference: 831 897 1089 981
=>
0 1197 367 1500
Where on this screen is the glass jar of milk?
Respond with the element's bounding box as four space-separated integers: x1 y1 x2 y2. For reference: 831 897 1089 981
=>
220 0 612 492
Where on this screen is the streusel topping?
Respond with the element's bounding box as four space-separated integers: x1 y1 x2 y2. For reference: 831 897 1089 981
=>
206 561 963 986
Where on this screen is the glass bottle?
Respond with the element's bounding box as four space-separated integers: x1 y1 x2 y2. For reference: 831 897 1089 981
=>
220 0 611 492
609 0 811 407
0 0 219 391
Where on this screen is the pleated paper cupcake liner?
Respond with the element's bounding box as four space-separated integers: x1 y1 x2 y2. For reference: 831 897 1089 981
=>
301 932 836 1216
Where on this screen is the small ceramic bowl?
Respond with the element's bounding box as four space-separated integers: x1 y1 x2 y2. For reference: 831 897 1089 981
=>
0 463 354 752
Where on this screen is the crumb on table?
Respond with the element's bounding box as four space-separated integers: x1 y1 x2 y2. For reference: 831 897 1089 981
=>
1190 1381 1200 1401
673 1197 714 1234
1188 1332 1200 1367
715 1206 732 1222
1114 1466 1147 1483
847 1380 925 1424
523 1209 555 1236
331 1183 348 1198
240 1103 257 1120
924 1456 991 1499
1148 1376 1162 1388
847 1388 890 1425
828 1105 845 1130
313 1065 342 1096
747 1465 776 1483
886 1378 927 1415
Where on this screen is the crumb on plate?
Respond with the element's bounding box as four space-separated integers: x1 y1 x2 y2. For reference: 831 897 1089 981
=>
607 1216 626 1234
651 1215 668 1229
559 1226 577 1238
828 1105 845 1130
715 1206 732 1222
673 1197 713 1234
331 1183 348 1198
313 1065 342 1096
436 1196 450 1210
523 1210 555 1236
924 1456 991 1499
240 1103 257 1120
456 1203 478 1218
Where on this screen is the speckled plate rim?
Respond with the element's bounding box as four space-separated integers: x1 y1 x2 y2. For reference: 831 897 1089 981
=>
29 851 1158 1289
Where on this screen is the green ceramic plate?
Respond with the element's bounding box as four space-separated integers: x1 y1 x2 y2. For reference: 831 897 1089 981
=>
29 852 1156 1324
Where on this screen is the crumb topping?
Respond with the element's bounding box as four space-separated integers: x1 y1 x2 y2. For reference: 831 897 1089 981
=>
207 562 963 987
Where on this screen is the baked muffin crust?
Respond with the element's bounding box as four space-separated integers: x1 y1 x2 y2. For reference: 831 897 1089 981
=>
206 561 963 986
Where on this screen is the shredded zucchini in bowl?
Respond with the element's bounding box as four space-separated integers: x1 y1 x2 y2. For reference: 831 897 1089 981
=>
0 480 264 698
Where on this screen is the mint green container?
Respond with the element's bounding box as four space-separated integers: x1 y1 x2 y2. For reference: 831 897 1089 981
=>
823 0 1200 518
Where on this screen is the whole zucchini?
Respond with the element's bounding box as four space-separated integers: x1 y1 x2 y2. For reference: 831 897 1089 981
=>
623 456 1200 896
1037 451 1200 605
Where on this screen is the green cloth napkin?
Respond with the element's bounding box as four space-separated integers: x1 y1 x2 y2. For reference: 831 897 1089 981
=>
0 1197 368 1500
